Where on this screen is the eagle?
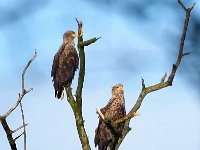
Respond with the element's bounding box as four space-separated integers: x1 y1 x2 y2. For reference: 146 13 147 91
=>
94 84 126 150
51 31 79 99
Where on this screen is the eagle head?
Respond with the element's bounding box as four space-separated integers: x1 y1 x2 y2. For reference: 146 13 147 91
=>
63 30 78 44
112 84 124 96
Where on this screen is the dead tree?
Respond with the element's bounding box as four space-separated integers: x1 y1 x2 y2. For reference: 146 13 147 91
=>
1 0 193 149
65 1 195 149
0 51 37 150
96 1 195 149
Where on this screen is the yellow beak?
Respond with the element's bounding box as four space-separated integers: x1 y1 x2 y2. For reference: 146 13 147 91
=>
72 33 79 37
117 86 123 91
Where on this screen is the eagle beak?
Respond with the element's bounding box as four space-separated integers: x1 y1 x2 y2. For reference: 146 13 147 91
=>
117 86 123 91
72 33 79 37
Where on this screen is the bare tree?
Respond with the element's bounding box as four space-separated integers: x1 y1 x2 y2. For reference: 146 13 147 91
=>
0 51 37 150
97 1 195 149
0 0 195 150
64 0 195 150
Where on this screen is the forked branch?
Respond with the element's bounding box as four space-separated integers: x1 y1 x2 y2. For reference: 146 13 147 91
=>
114 1 195 149
0 50 37 150
2 50 37 118
95 1 195 149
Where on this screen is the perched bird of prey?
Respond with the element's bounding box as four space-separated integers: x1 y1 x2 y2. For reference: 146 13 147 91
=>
94 84 126 150
51 31 79 99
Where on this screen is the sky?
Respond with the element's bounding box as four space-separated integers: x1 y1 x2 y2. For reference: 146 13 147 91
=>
0 0 200 150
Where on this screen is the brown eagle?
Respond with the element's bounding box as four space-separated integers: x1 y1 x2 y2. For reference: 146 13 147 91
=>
51 31 79 99
94 84 126 150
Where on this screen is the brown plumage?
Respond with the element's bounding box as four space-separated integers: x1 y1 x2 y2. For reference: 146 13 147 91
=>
51 31 79 99
94 84 126 150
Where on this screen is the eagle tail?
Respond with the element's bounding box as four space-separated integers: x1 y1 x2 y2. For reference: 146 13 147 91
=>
56 91 62 99
55 89 63 99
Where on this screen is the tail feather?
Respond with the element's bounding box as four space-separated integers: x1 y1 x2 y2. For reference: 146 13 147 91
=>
56 91 62 99
55 89 62 99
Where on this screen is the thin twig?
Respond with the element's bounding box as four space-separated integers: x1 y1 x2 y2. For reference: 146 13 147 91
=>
14 132 24 141
160 72 167 83
96 108 105 120
12 124 28 134
22 50 37 93
2 50 37 118
20 102 26 150
141 78 145 90
182 52 191 56
178 0 187 11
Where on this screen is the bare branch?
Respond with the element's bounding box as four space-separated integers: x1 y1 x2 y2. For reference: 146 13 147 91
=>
3 96 23 119
141 78 145 90
75 17 81 25
79 37 101 47
178 0 196 11
115 1 195 149
75 17 79 24
160 72 167 83
190 3 196 10
12 124 28 134
168 1 194 83
65 87 76 109
75 19 84 106
2 50 37 118
0 50 36 150
96 108 105 120
182 52 191 56
14 132 24 141
20 102 27 150
0 118 17 150
178 0 187 11
115 112 140 124
22 50 37 93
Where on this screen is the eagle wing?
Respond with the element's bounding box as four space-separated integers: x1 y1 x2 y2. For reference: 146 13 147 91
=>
94 107 112 150
51 43 79 99
51 44 64 78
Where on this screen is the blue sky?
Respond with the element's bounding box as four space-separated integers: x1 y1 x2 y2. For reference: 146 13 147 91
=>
0 0 200 149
